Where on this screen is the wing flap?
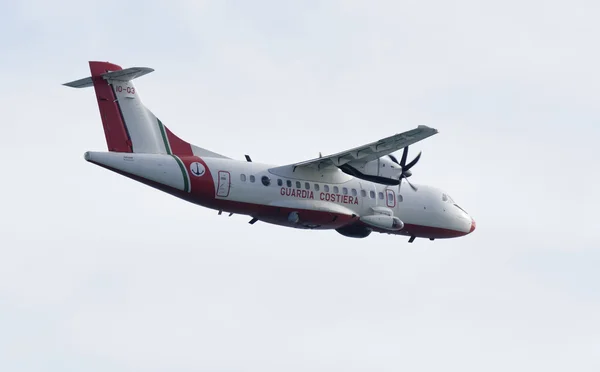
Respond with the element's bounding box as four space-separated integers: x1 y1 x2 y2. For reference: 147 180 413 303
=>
285 125 438 171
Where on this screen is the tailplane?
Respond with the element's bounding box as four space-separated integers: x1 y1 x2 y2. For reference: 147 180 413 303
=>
64 61 227 158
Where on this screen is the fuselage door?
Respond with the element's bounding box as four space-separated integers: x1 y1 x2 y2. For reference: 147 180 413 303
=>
385 188 396 208
216 171 231 197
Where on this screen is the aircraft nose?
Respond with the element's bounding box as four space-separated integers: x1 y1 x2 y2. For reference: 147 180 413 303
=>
469 218 476 233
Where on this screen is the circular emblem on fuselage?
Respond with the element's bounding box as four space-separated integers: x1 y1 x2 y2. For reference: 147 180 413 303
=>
190 162 205 177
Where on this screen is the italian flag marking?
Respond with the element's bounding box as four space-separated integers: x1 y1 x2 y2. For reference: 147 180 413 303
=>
172 155 191 193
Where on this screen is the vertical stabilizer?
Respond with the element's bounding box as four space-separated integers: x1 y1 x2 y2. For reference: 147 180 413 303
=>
64 61 229 159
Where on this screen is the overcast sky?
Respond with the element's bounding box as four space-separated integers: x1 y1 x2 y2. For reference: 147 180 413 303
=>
1 0 599 371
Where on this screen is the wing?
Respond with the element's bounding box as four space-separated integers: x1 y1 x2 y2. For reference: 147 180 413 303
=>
279 125 438 171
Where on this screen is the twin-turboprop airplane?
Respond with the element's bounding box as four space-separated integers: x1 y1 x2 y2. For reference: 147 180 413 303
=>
64 61 475 242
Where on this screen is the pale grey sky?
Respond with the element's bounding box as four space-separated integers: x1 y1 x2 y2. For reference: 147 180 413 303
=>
1 1 599 371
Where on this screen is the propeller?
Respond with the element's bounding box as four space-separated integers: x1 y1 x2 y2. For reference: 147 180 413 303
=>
389 146 421 192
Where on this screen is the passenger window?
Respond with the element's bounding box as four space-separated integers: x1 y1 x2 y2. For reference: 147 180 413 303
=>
305 182 310 190
277 179 283 186
324 185 330 192
378 192 384 199
241 174 246 182
333 186 339 193
361 190 367 197
370 190 375 198
314 184 320 191
398 194 403 202
296 181 301 189
261 176 271 186
342 187 348 195
351 189 357 196
249 175 255 183
286 180 292 187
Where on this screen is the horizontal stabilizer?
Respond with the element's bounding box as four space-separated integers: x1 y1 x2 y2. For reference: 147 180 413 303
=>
103 67 154 81
63 77 94 88
63 67 154 88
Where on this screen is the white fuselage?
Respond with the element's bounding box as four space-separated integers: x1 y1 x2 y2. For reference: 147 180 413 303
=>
85 151 475 240
203 157 474 236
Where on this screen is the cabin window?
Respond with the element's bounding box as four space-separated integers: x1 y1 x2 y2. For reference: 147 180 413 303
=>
398 194 403 202
378 192 384 199
277 179 283 186
370 190 375 198
361 190 367 197
240 174 246 182
286 180 292 187
314 184 320 191
333 186 339 193
324 185 330 192
296 181 301 189
305 182 310 190
351 189 357 196
342 187 348 195
249 175 255 183
261 176 271 186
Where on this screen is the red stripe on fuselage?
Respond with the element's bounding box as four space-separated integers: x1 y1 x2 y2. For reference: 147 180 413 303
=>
166 127 193 156
87 158 355 229
88 158 465 238
178 156 215 199
89 61 132 153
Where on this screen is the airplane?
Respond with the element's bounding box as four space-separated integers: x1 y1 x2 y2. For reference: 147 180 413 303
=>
64 61 476 243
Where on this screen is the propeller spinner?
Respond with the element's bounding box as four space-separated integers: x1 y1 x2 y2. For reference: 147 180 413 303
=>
389 146 421 192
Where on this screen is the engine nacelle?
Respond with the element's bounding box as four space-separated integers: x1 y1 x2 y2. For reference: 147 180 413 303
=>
339 157 402 185
360 215 404 231
336 224 372 238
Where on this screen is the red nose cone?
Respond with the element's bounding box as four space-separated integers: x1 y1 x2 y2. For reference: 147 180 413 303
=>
470 219 476 233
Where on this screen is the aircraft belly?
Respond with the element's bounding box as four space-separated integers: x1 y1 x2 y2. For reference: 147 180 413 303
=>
259 199 357 229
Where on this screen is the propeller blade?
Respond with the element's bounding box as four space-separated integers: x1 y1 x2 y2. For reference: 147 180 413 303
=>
390 147 421 193
405 177 418 191
404 151 422 171
400 147 409 167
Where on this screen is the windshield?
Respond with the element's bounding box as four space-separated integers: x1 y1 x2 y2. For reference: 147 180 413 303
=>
442 193 454 203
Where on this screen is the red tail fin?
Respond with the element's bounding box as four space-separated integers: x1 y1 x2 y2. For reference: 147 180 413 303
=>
89 62 133 153
64 61 229 159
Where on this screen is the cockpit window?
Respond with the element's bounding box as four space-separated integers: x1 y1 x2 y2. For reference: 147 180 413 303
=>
442 193 454 203
454 204 468 214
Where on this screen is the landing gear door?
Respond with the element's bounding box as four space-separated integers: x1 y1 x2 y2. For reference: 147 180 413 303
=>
216 171 231 197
